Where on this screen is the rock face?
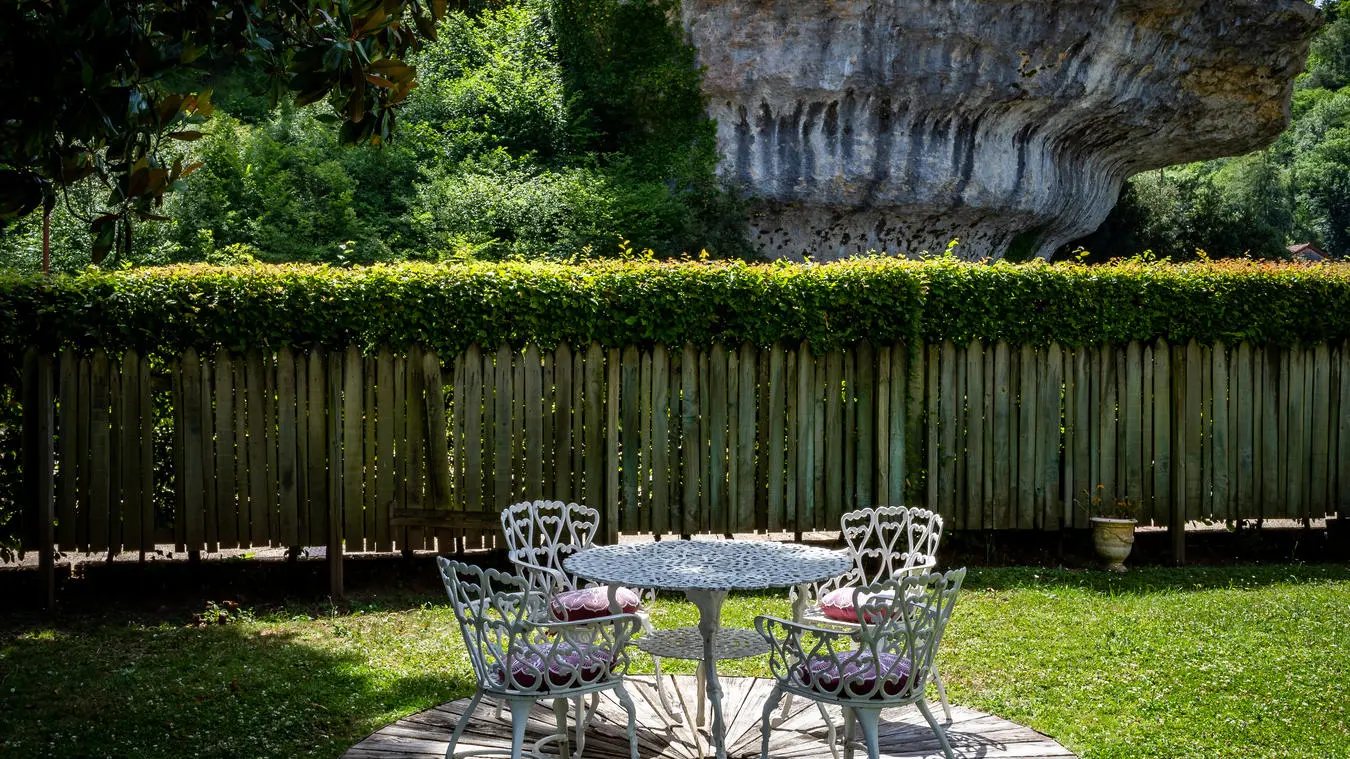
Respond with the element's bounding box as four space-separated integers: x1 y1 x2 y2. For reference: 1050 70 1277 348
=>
681 0 1321 261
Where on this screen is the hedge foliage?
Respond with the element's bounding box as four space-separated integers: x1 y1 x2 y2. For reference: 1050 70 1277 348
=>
2 259 1349 361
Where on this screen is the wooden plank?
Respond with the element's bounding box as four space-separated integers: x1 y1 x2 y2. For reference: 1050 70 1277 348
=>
327 348 344 595
606 347 621 542
926 344 940 513
982 344 996 528
992 342 1012 529
906 342 925 505
784 348 798 530
842 349 856 519
375 349 395 551
118 350 143 554
699 349 712 533
1339 340 1350 514
244 351 267 546
493 344 513 508
1184 340 1203 523
392 353 408 548
107 357 123 555
424 351 453 511
856 340 875 514
1100 345 1119 520
812 354 826 529
1043 344 1063 529
1062 348 1078 528
1142 344 1154 520
74 357 91 551
1124 341 1144 514
876 346 891 506
89 349 111 554
729 344 739 529
621 345 641 534
678 344 698 534
795 343 814 530
824 349 843 522
512 352 526 514
1152 340 1172 530
214 351 238 545
56 350 78 552
295 354 309 546
34 354 55 606
708 344 729 534
552 344 573 502
521 344 542 502
541 351 554 509
651 344 670 535
761 344 783 531
584 343 605 521
1235 342 1254 518
340 347 362 550
755 348 771 531
306 351 327 547
953 343 967 528
457 345 481 516
363 357 378 548
1016 344 1036 530
277 347 299 548
1311 342 1332 513
889 344 907 506
1210 343 1231 521
181 349 205 553
1284 347 1303 519
965 340 984 529
737 343 756 532
938 341 958 525
638 349 652 534
262 353 278 544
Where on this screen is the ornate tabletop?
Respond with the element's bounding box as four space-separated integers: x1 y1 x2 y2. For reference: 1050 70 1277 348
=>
563 539 851 591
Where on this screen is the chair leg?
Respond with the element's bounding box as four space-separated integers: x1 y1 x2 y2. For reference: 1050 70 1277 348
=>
508 700 533 759
818 701 842 759
552 698 572 759
445 691 484 759
613 682 642 759
916 698 957 759
841 706 857 759
641 613 682 725
931 665 953 722
758 685 785 759
853 708 882 759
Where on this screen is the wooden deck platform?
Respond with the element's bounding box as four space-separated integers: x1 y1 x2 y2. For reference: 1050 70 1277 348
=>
344 675 1078 759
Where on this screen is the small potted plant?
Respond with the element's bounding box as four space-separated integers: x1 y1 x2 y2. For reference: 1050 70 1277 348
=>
1081 485 1139 572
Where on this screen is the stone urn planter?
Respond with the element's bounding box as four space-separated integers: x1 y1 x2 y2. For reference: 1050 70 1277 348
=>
1090 517 1137 573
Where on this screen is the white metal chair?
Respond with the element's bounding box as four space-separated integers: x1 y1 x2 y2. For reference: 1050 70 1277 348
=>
437 558 642 759
786 505 951 719
756 568 967 759
499 500 681 721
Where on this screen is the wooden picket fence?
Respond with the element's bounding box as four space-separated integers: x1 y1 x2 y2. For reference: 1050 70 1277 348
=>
13 338 1350 569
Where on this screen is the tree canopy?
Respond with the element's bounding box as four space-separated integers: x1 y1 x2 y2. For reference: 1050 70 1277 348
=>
0 0 447 264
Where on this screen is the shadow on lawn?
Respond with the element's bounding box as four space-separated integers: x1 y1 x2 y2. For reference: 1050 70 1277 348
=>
0 614 471 759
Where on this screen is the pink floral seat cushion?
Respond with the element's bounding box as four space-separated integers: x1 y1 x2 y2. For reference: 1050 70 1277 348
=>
550 585 641 622
495 644 616 690
818 587 894 623
796 651 912 699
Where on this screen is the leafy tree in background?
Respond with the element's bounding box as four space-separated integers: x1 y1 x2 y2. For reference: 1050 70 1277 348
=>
0 0 446 269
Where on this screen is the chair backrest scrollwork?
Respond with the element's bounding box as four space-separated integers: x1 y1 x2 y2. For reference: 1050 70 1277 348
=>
500 500 601 595
437 557 639 695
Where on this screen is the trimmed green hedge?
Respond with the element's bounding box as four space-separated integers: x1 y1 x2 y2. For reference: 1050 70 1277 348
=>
2 259 1348 360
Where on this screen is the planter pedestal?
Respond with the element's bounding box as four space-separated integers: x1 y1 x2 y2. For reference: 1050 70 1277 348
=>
1090 518 1137 572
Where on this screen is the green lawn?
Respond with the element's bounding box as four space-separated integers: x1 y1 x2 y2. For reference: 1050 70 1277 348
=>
2 564 1348 759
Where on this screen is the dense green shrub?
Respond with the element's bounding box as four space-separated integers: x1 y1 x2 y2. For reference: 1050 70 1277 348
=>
2 260 1347 364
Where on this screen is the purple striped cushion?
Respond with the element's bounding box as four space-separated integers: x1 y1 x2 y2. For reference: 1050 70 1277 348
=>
496 644 616 690
796 651 912 698
550 586 640 621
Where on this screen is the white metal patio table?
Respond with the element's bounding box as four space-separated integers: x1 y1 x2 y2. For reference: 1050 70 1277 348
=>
564 539 851 759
